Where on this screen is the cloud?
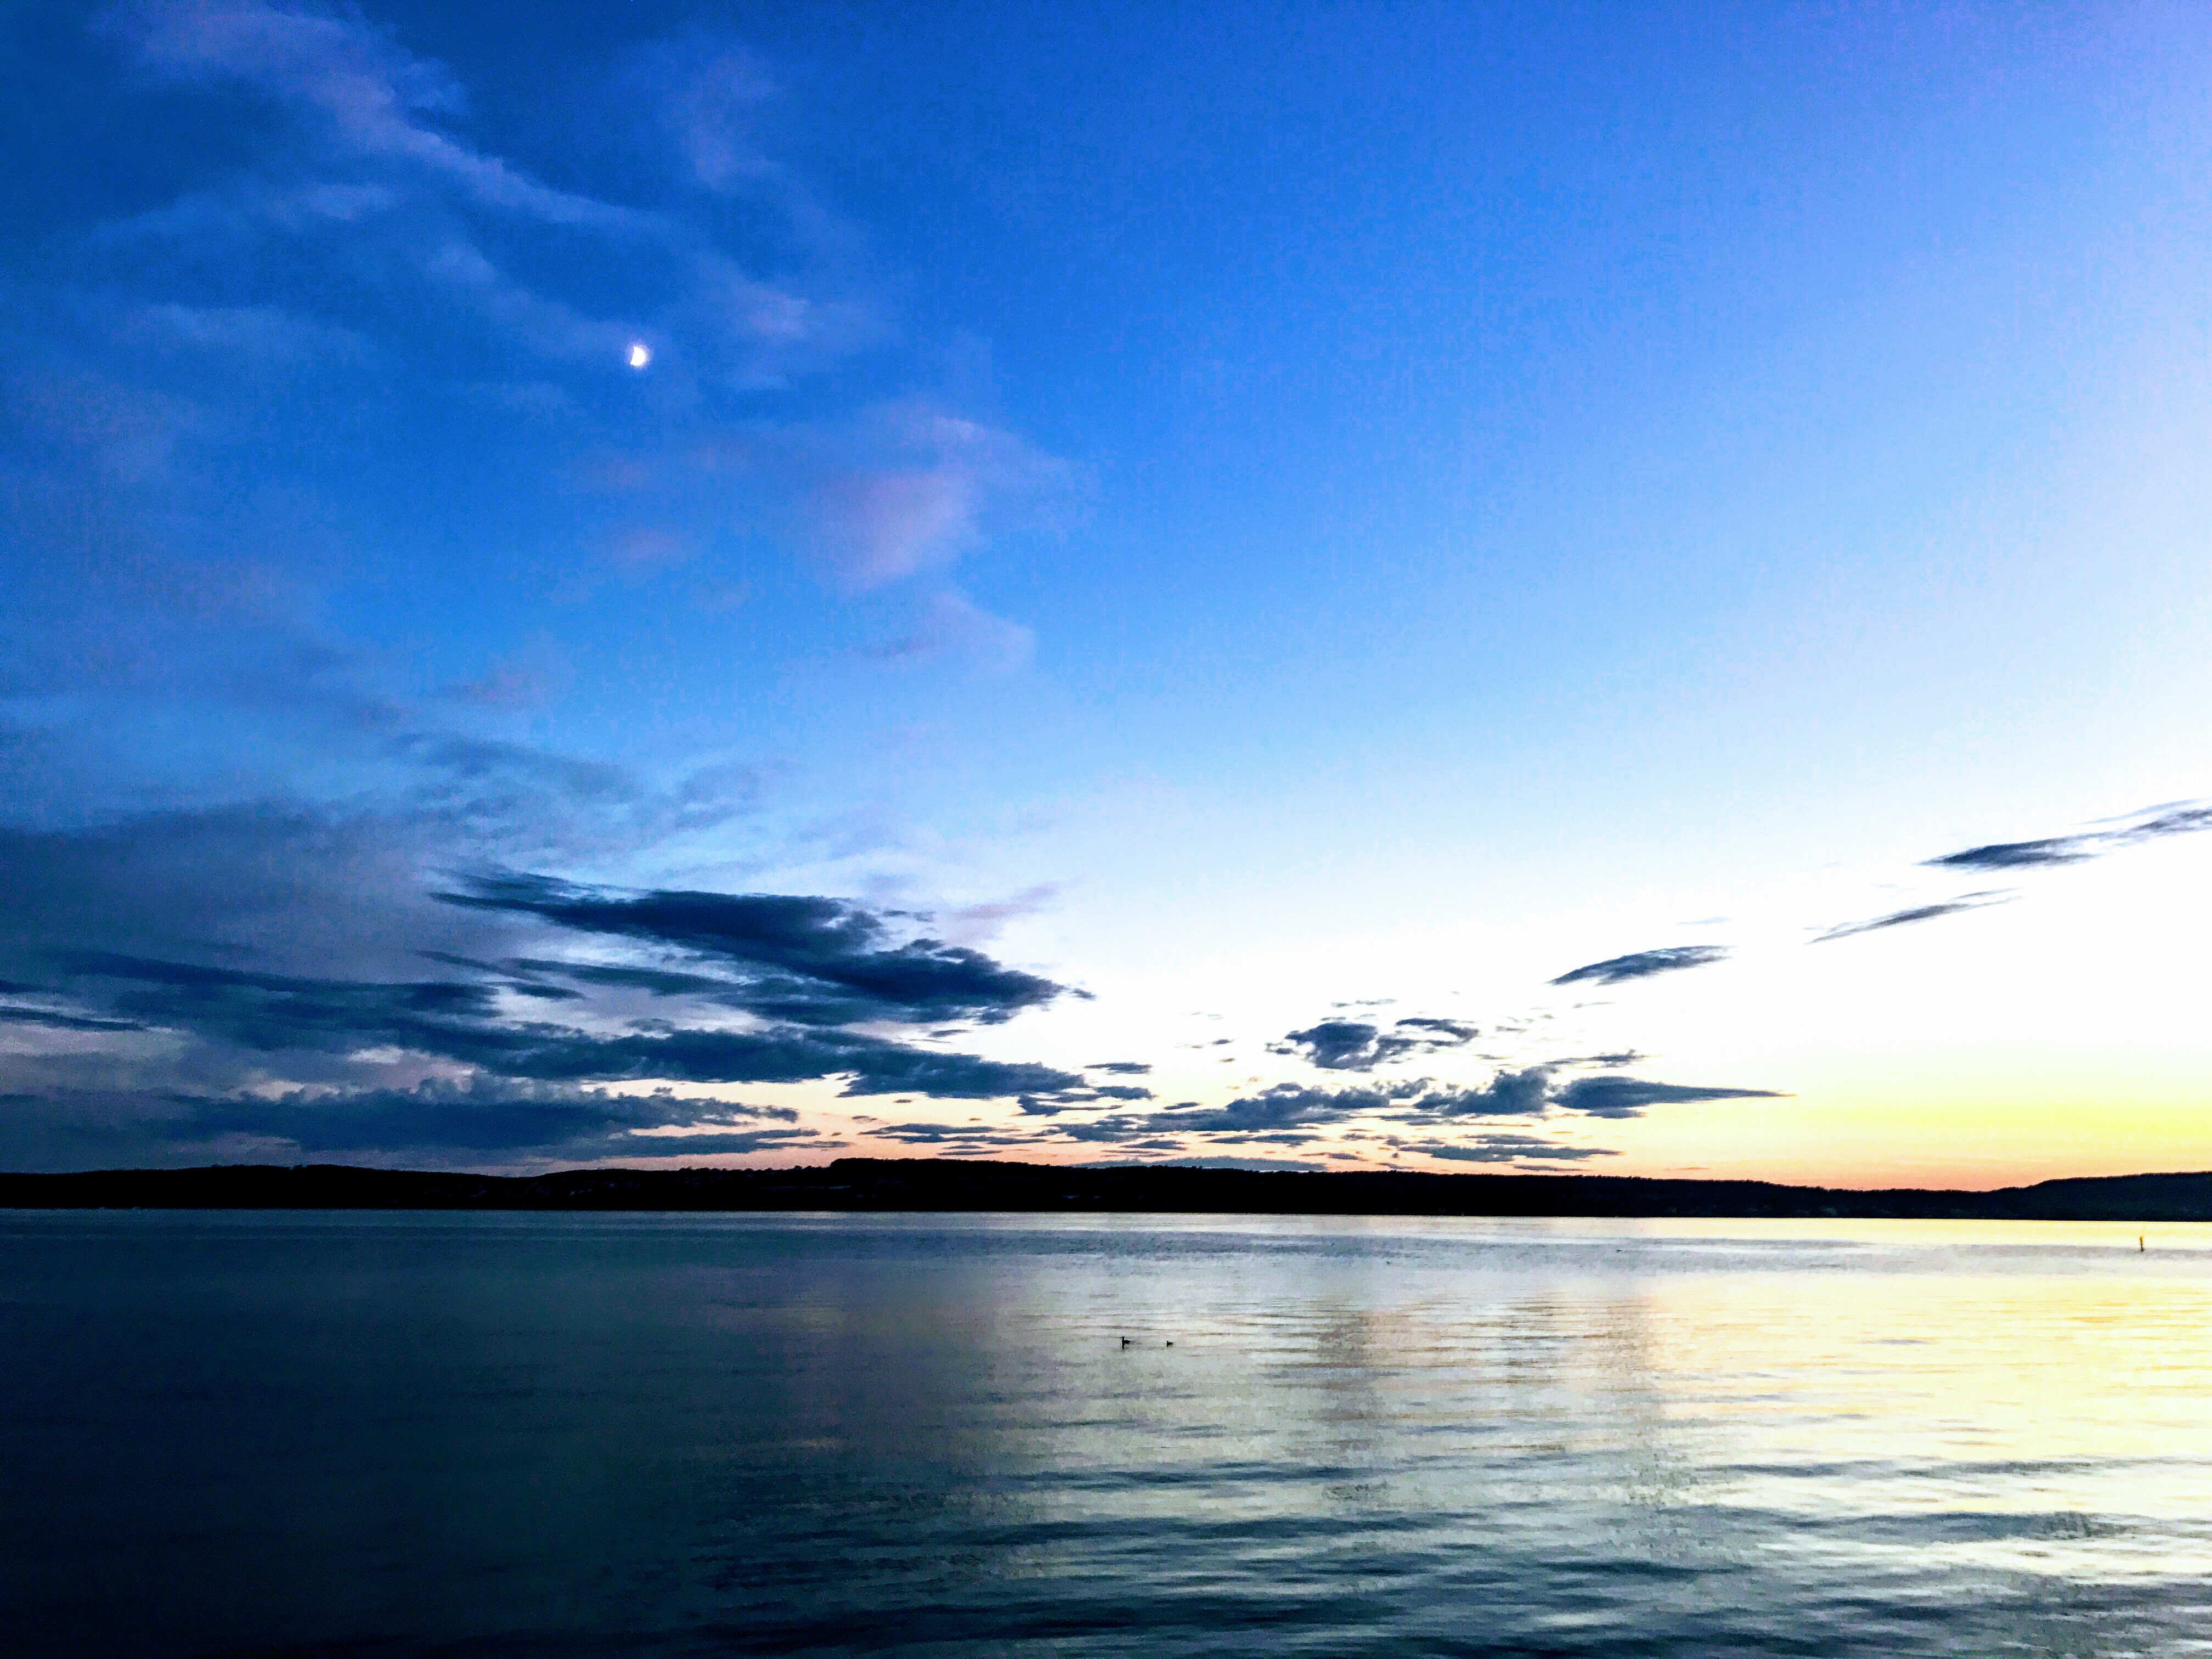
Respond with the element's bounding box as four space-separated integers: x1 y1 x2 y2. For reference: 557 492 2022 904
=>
1139 1065 1779 1139
1138 1069 1549 1135
1087 1155 1330 1173
813 470 976 588
871 592 1035 671
1550 1075 1784 1118
1045 1114 1194 1144
178 1078 803 1155
120 300 369 367
439 872 1074 1026
1394 1016 1481 1037
860 1120 1041 1148
5 5 1058 791
1273 1020 1386 1070
0 1079 817 1167
1813 893 2011 943
0 806 493 990
23 15 990 476
1272 1015 1481 1071
1925 803 2212 872
1086 1061 1152 1075
933 884 1062 945
1407 1069 1559 1118
574 400 1065 629
2120 804 2212 845
1144 1084 1381 1133
385 737 762 864
435 645 567 710
112 0 641 232
501 960 715 997
1012 1082 1153 1116
974 1060 1779 1166
0 9 1103 1171
647 36 781 193
35 947 1087 1099
75 0 905 539
798 404 1075 591
0 1006 148 1033
1396 1135 1620 1164
1549 946 1729 986
1925 837 2095 871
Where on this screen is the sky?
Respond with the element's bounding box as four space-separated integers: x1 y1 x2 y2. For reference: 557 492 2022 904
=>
4 0 2210 1186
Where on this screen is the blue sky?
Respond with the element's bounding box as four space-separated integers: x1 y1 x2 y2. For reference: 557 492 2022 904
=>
4 1 2210 1180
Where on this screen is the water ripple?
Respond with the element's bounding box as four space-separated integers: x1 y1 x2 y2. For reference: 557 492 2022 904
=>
3 1211 2210 1657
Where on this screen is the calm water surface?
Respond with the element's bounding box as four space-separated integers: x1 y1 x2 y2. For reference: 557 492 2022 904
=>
3 1210 2209 1657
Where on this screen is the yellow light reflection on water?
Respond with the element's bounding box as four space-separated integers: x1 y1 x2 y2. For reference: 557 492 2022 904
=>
966 1215 2212 1595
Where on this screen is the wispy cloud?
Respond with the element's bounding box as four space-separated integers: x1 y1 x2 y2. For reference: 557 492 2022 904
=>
1549 945 1729 986
111 2 629 225
800 403 1076 591
1813 892 2012 943
1393 1134 1620 1164
1550 1075 1783 1117
870 592 1036 671
1925 837 2094 871
1927 803 2212 872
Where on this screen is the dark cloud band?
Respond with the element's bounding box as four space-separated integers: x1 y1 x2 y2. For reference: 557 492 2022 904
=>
1926 803 2211 871
439 873 1075 1026
1549 946 1729 986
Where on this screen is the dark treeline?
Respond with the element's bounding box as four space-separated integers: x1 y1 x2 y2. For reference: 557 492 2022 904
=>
4 1158 2212 1220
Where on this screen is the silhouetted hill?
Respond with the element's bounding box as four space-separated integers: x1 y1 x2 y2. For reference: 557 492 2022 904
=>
3 1158 2211 1220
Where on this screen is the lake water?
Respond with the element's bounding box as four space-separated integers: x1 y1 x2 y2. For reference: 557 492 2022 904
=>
3 1210 2209 1657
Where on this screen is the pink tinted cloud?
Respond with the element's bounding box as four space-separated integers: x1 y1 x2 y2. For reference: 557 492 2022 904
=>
808 467 976 588
798 402 1074 590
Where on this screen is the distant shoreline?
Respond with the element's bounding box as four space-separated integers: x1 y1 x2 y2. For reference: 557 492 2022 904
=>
4 1158 2211 1221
